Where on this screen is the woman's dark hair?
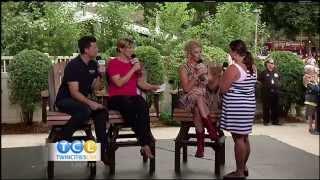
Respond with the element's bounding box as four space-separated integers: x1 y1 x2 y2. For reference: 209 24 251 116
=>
78 36 96 54
229 40 254 75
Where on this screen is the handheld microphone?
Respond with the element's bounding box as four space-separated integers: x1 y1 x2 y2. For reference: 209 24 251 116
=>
196 58 207 81
96 56 105 74
197 58 203 64
130 54 142 76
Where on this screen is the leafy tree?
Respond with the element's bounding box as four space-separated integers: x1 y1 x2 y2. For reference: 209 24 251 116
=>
95 2 142 53
144 2 195 56
183 2 270 55
1 2 81 56
260 2 320 40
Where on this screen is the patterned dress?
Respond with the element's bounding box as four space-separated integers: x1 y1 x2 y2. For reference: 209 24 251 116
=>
177 63 219 113
220 63 257 135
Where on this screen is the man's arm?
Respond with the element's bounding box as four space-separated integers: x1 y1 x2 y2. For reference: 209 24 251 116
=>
92 76 104 92
68 82 104 110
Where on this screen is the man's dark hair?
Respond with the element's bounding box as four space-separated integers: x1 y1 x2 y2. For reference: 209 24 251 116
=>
78 36 96 54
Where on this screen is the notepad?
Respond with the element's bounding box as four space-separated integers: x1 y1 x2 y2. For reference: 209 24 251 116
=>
155 84 166 93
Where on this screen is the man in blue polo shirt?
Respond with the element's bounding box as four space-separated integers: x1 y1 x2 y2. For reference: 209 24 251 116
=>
55 36 109 165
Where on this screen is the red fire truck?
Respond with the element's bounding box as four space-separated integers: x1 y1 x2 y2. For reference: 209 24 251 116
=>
265 41 307 56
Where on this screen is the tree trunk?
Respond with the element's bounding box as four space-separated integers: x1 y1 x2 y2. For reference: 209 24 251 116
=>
22 109 33 126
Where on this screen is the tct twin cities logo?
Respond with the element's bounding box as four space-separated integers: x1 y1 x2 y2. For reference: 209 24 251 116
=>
48 140 101 161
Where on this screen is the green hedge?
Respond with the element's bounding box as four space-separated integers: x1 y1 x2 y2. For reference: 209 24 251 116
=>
159 112 180 126
266 51 305 116
8 49 52 124
135 46 165 85
203 46 228 65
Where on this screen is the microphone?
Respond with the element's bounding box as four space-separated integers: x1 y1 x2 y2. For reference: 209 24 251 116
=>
196 58 207 81
96 56 102 61
130 54 142 76
96 56 105 74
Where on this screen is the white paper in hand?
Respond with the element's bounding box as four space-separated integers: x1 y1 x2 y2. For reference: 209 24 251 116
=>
155 84 166 93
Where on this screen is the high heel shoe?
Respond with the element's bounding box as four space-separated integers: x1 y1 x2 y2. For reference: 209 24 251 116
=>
201 116 219 141
195 130 205 158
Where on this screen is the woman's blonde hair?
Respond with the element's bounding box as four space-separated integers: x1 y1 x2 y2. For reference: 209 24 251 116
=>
116 38 134 52
184 40 202 55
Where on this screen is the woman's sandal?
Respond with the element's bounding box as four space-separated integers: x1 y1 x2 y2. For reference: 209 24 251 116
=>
223 171 246 179
244 169 249 177
140 148 154 159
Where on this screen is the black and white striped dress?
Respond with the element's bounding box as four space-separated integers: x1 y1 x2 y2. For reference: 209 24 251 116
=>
220 63 257 135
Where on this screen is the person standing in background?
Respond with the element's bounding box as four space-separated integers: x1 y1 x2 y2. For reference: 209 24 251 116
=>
258 58 282 126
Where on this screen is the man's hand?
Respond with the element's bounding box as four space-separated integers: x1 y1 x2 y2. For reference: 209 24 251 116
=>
88 100 105 111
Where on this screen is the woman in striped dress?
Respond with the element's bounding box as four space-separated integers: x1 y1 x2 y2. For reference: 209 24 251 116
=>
219 40 257 178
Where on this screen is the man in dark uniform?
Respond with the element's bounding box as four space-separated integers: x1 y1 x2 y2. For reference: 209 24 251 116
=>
55 36 109 164
258 58 282 125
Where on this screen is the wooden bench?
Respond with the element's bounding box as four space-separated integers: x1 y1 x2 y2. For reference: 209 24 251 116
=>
97 92 158 175
170 90 226 175
41 60 96 178
42 60 159 176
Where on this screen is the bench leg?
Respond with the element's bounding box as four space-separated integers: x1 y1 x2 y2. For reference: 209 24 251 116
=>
108 125 120 175
88 161 96 177
175 141 181 173
214 147 221 176
47 161 54 179
220 139 225 165
149 142 155 174
84 126 95 141
182 145 188 163
175 124 189 173
214 137 226 176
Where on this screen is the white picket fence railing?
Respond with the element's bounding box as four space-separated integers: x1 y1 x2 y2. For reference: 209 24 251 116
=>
1 53 79 73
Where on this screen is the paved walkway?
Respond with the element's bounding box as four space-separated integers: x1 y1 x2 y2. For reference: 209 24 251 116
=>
1 122 319 156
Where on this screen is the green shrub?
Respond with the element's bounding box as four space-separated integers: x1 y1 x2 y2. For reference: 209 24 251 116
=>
269 51 305 116
159 112 180 126
102 47 117 60
203 46 228 65
8 49 52 125
135 46 165 85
